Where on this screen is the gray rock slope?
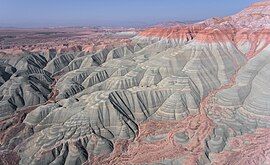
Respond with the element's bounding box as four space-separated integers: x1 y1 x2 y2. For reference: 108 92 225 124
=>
9 35 247 164
209 45 270 131
0 53 53 119
0 62 16 86
198 44 270 161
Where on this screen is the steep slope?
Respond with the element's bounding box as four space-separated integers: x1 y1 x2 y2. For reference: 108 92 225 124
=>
0 53 53 119
205 34 270 164
14 19 248 165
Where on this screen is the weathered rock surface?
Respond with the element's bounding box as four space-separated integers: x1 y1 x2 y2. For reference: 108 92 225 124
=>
0 62 16 86
12 27 247 164
0 53 53 119
208 45 270 132
1 1 270 165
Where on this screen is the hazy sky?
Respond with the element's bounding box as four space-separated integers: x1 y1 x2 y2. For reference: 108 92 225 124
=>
0 0 260 28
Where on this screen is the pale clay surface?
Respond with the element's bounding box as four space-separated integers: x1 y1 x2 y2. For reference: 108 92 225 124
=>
1 1 270 165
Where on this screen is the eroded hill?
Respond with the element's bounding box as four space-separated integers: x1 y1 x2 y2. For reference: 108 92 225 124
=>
1 1 270 164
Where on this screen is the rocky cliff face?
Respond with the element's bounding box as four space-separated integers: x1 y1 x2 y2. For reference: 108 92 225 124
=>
1 1 270 165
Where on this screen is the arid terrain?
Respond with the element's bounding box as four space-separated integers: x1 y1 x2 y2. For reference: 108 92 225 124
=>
0 27 137 54
1 1 270 165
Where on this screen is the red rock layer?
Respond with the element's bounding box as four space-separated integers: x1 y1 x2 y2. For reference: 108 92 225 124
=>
235 28 270 59
139 24 237 44
91 115 214 165
139 23 206 40
194 28 235 43
211 128 270 165
138 1 270 58
139 25 270 59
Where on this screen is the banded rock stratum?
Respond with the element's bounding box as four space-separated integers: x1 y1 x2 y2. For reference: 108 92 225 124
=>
1 1 270 164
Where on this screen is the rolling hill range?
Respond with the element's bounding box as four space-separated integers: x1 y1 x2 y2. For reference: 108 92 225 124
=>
0 1 270 164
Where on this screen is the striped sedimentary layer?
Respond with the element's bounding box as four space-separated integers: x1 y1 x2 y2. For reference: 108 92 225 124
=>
1 1 270 165
13 25 247 164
